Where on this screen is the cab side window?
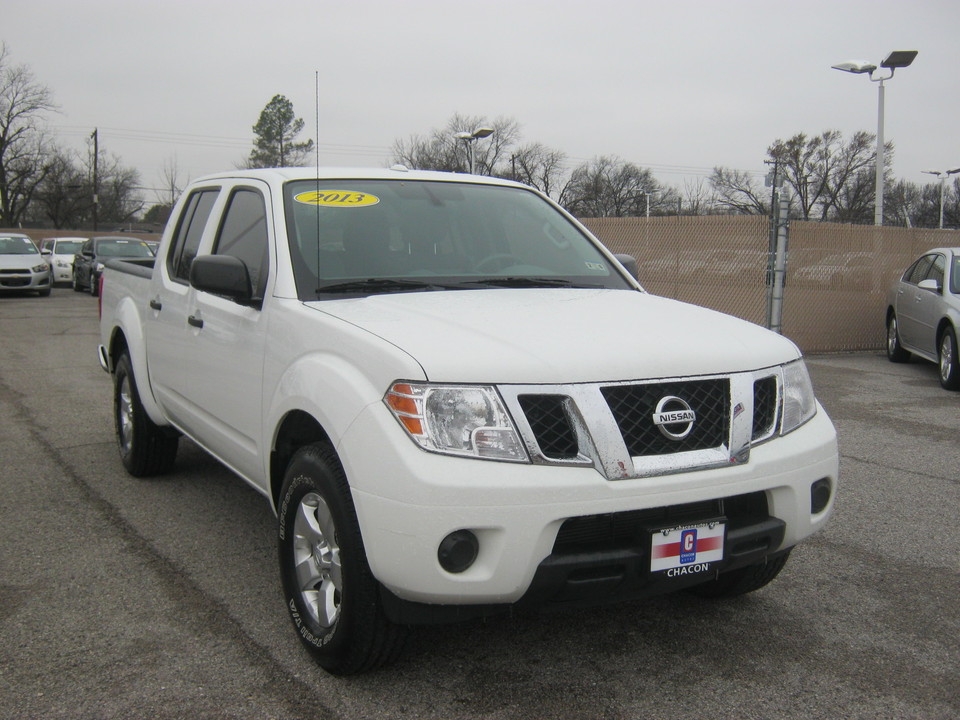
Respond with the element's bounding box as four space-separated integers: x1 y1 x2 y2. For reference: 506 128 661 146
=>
213 188 269 301
167 189 219 283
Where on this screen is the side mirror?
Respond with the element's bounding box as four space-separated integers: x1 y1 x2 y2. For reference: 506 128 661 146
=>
615 253 639 281
190 255 253 304
918 278 941 293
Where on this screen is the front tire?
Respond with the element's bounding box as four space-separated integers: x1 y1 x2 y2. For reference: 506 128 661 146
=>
687 550 791 599
938 327 960 390
114 352 179 476
278 443 407 675
886 313 910 363
72 271 83 292
90 272 99 296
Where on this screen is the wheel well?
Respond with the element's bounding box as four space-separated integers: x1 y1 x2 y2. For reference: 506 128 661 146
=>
270 411 332 510
937 319 955 345
109 329 129 370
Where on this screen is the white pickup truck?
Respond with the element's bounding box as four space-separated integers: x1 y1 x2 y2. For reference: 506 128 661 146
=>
99 167 838 675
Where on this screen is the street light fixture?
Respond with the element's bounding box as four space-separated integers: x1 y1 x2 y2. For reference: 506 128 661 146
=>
832 50 918 226
921 167 960 229
454 127 495 175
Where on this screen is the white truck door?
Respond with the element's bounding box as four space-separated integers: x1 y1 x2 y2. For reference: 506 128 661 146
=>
146 187 221 431
182 183 272 484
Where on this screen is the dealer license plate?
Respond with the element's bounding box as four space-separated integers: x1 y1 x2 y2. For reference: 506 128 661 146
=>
650 520 725 574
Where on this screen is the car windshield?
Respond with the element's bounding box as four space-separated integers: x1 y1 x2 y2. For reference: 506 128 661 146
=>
282 179 632 298
54 240 85 254
96 239 154 258
0 237 40 255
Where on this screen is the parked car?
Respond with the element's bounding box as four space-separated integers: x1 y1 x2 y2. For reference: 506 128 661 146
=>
72 236 155 295
0 235 51 296
886 247 960 389
40 237 86 286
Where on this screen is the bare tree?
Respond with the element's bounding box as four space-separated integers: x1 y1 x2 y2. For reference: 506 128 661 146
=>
709 167 769 214
562 156 658 217
505 142 568 198
32 147 87 228
392 114 523 176
0 43 57 226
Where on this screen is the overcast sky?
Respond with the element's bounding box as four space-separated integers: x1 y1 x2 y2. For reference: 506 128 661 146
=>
5 0 959 203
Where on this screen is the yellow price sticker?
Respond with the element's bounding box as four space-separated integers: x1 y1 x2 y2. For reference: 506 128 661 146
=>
294 190 380 207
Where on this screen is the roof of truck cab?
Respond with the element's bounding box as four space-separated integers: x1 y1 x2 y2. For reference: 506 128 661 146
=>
189 166 530 189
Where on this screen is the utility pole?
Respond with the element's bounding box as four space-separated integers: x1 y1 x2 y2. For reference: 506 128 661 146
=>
91 128 99 231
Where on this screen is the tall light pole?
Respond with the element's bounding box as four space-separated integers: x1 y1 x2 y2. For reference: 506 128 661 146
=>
921 167 960 229
832 50 917 226
640 189 659 218
454 127 495 175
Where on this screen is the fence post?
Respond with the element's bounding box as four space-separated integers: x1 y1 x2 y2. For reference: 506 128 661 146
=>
766 193 791 333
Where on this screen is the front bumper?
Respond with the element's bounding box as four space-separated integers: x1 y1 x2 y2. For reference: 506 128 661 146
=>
341 401 838 613
0 269 51 292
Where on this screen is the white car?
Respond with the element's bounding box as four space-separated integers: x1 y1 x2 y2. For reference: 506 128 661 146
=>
41 237 87 285
886 247 960 389
0 235 52 296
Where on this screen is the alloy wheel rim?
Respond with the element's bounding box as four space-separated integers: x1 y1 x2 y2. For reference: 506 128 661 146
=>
118 376 134 453
292 492 343 628
941 335 953 382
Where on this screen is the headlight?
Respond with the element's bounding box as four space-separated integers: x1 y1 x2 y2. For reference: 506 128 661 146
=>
781 359 817 434
385 382 528 462
31 263 48 273
95 263 105 273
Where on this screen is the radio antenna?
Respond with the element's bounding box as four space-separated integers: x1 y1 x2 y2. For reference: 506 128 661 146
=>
315 70 321 278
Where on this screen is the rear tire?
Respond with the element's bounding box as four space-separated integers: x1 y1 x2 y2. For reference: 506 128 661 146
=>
278 442 407 675
886 313 910 363
114 352 179 476
687 550 791 599
938 327 960 390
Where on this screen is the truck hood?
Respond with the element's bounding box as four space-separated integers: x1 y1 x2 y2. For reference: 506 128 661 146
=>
307 289 800 384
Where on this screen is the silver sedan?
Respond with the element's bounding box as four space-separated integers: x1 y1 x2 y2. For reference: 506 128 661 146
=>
886 247 960 389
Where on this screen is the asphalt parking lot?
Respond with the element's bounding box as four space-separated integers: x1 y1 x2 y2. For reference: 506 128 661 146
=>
1 288 958 720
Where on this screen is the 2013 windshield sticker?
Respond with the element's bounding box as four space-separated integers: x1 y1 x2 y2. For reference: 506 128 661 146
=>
294 190 380 207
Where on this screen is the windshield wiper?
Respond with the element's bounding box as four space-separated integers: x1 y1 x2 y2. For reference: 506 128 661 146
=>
316 278 477 295
472 277 602 289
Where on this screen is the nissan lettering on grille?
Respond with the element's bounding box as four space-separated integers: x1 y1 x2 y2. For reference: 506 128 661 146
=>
653 396 696 440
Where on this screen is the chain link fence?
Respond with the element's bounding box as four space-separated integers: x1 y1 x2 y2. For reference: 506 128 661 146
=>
583 215 960 354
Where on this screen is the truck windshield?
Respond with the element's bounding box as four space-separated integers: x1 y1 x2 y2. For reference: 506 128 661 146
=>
282 179 632 298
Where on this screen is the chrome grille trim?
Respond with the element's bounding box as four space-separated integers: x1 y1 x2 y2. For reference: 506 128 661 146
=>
499 366 784 480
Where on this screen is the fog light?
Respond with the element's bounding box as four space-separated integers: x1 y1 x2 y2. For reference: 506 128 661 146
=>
438 530 479 573
811 478 832 514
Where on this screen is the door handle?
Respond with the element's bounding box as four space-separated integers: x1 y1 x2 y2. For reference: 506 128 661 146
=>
149 298 162 311
187 314 204 329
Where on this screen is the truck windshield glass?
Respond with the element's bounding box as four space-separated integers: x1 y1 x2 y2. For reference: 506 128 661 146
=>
282 180 631 298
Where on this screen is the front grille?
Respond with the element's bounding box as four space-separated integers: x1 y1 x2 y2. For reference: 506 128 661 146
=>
601 379 730 457
518 394 579 459
552 492 768 554
752 375 778 440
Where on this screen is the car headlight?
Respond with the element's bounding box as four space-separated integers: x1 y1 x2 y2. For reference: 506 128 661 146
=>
781 359 817 434
31 263 48 273
385 382 528 462
95 262 105 273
